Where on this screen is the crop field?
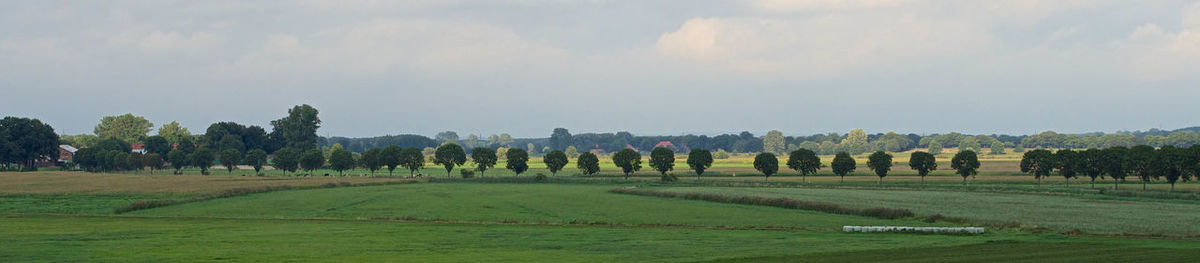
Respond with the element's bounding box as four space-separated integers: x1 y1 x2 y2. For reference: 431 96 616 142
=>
3 159 1200 262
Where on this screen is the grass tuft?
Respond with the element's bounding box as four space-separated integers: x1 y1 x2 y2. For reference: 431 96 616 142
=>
609 187 914 219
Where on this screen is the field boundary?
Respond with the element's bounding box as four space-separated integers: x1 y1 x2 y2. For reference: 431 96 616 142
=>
113 180 419 214
609 187 915 219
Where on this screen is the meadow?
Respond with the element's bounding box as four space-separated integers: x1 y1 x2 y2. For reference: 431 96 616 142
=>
3 154 1200 262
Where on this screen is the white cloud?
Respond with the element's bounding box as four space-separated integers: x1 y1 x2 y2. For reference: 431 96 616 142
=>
656 15 993 77
1123 24 1200 80
752 0 915 12
134 31 219 52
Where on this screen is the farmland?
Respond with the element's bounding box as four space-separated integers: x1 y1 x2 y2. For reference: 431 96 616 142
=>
3 154 1200 262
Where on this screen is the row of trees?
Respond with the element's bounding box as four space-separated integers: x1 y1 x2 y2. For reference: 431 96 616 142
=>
0 117 60 171
1020 145 1200 191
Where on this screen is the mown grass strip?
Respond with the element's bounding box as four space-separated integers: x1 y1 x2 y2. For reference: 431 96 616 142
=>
113 180 418 214
609 187 914 219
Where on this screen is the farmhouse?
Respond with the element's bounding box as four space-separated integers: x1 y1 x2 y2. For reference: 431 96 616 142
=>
131 144 147 154
34 145 77 167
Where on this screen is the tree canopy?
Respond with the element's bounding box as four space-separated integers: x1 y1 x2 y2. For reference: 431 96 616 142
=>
648 147 675 176
93 113 152 145
831 152 856 182
866 151 893 184
686 149 714 179
612 149 642 179
753 152 779 180
433 143 467 177
577 152 600 175
908 151 937 184
471 147 498 177
786 149 820 183
505 148 529 176
543 150 569 176
951 150 981 185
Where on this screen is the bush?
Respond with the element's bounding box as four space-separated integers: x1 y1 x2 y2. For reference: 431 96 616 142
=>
460 169 475 178
535 173 547 181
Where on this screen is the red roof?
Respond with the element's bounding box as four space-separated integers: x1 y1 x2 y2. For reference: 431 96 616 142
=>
654 141 676 149
132 144 145 150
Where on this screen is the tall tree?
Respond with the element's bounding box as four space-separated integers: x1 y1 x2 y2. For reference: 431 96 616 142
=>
298 149 324 175
382 145 403 176
93 113 152 145
687 149 714 179
464 134 479 148
841 129 869 155
550 128 573 151
328 148 355 176
1081 148 1105 188
831 152 856 183
908 151 938 185
189 148 215 175
762 130 786 155
399 147 425 176
1153 146 1191 192
144 136 171 157
219 149 241 174
1099 146 1128 190
928 140 943 155
951 150 980 185
505 148 529 176
360 148 383 175
565 146 580 159
753 152 779 181
435 131 460 143
1020 149 1056 185
143 153 163 175
1127 145 1156 191
786 149 821 183
270 105 321 151
167 149 188 174
1054 149 1081 186
866 151 893 184
433 143 466 178
471 147 498 177
272 148 300 175
543 150 569 176
612 149 642 179
577 152 600 176
0 117 59 170
156 121 192 145
244 149 268 174
648 147 675 176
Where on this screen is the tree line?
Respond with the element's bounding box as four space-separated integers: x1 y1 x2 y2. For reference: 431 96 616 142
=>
1020 145 1200 191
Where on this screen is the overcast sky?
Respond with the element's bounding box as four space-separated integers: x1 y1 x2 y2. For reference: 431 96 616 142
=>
3 0 1199 138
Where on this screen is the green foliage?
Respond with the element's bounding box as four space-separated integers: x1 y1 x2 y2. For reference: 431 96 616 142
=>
1054 149 1082 185
1127 145 1156 190
989 142 1005 154
271 105 321 151
907 151 938 181
143 153 164 174
753 152 779 180
189 148 215 175
576 152 600 175
687 149 714 178
549 128 572 151
298 149 324 174
660 174 678 182
167 149 188 173
786 149 821 182
505 148 529 176
543 150 569 176
358 148 382 175
928 141 943 155
841 129 869 155
93 113 152 145
460 169 475 178
126 152 144 173
470 147 497 177
648 147 675 175
244 149 268 173
950 150 980 184
156 121 191 145
866 151 893 183
144 136 171 157
1099 146 1128 189
611 149 642 179
381 145 403 176
433 143 466 177
565 146 579 159
328 148 355 175
762 130 786 155
831 152 856 181
1020 149 1055 184
400 147 425 176
0 117 59 170
958 136 980 153
219 149 241 174
713 149 731 159
271 148 299 174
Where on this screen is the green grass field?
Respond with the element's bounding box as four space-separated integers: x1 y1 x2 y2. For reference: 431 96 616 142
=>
3 155 1200 262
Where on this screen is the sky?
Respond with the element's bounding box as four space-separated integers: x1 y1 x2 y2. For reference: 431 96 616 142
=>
2 0 1199 138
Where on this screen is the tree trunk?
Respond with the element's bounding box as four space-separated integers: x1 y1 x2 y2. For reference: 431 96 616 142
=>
840 175 844 183
1065 177 1069 187
1114 180 1118 190
1090 178 1095 189
802 174 806 184
1037 176 1041 185
1143 180 1147 191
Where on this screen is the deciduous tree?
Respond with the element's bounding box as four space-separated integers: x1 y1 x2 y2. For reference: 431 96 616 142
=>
298 149 324 175
831 152 856 183
753 152 779 180
786 149 820 183
189 148 215 175
360 148 383 175
400 147 425 176
505 148 529 176
687 149 713 179
244 149 268 174
471 147 497 177
328 148 355 176
577 152 600 175
908 151 937 185
1020 149 1055 185
951 150 980 185
867 151 893 184
219 149 241 174
93 113 152 145
433 143 466 178
612 149 642 179
543 150 569 176
648 147 675 176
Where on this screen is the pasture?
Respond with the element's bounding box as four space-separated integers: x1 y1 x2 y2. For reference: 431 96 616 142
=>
3 154 1200 262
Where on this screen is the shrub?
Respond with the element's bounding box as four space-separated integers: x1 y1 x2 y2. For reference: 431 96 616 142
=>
535 173 547 181
460 169 475 178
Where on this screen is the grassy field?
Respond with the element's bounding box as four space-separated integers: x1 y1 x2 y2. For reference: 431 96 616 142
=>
2 166 1199 262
